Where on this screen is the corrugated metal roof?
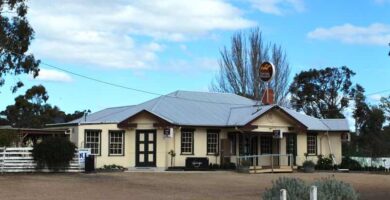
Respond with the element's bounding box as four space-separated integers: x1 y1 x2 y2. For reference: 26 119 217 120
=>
61 90 349 131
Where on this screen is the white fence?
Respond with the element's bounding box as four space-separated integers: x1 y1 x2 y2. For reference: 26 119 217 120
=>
0 147 84 173
350 157 390 168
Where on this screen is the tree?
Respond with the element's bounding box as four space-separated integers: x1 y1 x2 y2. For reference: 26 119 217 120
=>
359 106 389 157
210 28 290 104
0 0 40 92
1 85 88 128
289 66 355 118
352 84 369 133
380 95 390 120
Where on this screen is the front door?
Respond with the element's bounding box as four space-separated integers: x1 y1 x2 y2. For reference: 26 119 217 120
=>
286 133 297 165
136 130 156 167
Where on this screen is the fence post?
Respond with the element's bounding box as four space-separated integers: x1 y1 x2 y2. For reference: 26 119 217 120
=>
271 154 274 173
310 185 317 200
1 147 6 174
280 189 287 200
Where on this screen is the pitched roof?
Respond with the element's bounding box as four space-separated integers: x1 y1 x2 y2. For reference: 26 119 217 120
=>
57 90 349 131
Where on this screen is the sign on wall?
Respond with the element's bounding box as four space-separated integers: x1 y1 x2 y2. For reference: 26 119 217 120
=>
78 148 91 167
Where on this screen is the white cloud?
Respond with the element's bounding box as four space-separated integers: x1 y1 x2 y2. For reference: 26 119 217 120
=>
250 0 304 15
369 94 383 101
28 0 254 69
307 23 390 45
32 68 73 82
159 57 219 73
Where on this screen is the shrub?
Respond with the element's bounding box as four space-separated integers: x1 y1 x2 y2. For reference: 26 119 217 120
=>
221 162 236 170
263 177 310 200
302 160 315 168
314 177 359 200
316 155 334 170
263 177 359 200
0 129 19 146
339 157 362 170
32 137 76 171
101 164 125 170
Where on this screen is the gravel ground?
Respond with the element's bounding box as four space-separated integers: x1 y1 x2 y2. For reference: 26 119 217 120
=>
0 171 389 200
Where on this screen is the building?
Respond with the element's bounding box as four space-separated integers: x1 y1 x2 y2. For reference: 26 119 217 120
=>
48 91 350 171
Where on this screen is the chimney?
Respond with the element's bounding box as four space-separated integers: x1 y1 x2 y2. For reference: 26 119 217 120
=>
261 88 274 105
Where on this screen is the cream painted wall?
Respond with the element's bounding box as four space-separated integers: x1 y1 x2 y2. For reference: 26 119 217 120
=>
171 128 228 167
63 109 343 168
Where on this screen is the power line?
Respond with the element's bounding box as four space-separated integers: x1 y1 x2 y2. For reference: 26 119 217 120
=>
2 48 253 106
2 48 390 108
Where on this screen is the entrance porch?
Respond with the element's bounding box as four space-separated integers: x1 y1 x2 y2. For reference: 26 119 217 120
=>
222 132 297 173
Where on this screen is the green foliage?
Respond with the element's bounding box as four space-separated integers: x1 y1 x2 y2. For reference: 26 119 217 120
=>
289 66 355 118
101 164 125 170
316 155 334 170
314 177 359 200
240 159 252 167
0 0 40 92
302 160 315 168
263 177 310 200
263 177 359 200
32 137 76 171
359 106 390 157
1 85 88 128
339 157 362 170
0 129 19 146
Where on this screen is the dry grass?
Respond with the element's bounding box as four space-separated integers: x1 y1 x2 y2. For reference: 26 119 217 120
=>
0 171 389 200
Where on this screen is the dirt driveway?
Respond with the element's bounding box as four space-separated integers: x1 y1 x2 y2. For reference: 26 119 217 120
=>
0 172 389 200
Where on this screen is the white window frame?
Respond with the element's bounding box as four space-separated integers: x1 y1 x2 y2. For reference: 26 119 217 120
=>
85 130 101 155
207 131 219 155
109 131 124 156
181 130 194 155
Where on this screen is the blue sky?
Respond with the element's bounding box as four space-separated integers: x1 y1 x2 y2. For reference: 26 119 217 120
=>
1 0 390 115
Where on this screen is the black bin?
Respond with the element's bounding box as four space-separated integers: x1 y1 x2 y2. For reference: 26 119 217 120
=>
185 157 209 170
85 155 95 173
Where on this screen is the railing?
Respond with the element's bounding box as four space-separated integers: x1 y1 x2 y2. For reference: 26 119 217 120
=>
236 154 294 173
0 147 83 173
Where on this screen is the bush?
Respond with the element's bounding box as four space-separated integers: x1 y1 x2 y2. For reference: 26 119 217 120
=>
221 162 236 170
263 177 359 200
316 155 334 170
302 160 315 168
101 164 125 171
32 137 76 171
263 177 310 200
314 177 359 200
0 129 19 146
339 157 362 170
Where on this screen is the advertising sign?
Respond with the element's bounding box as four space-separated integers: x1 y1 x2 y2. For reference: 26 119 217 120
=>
79 148 91 168
259 61 275 82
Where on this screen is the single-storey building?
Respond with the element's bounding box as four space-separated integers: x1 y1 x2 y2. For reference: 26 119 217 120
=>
48 91 350 171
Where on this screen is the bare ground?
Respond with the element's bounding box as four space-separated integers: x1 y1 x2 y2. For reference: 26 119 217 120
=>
0 172 389 200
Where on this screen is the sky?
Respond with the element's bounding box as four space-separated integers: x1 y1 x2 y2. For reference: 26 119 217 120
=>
1 0 390 117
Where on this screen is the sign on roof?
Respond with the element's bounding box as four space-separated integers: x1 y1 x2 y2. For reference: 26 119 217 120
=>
259 61 275 82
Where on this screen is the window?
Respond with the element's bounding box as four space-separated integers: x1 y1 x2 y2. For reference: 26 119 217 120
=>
109 131 124 156
307 133 317 155
228 133 236 155
85 130 101 155
260 135 272 154
207 131 219 155
181 129 194 154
